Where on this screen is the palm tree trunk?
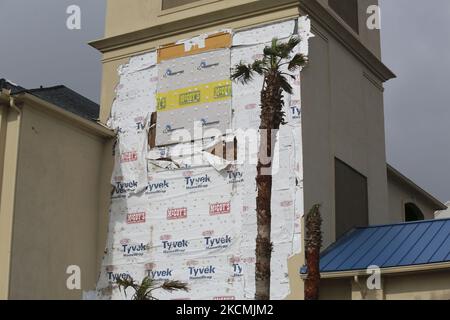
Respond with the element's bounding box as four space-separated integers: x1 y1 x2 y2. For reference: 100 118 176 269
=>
304 205 322 300
255 73 283 300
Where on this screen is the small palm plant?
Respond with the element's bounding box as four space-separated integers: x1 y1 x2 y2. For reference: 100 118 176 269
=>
231 37 308 300
116 276 189 300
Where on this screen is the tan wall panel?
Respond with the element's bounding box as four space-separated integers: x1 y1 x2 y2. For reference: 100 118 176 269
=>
8 105 108 299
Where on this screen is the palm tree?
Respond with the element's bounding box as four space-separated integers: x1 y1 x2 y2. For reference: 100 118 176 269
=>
116 276 189 300
231 37 308 300
304 204 322 300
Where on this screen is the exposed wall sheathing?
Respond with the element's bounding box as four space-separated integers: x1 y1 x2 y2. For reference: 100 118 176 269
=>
96 17 313 300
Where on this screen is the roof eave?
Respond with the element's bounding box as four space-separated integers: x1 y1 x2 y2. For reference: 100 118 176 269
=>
300 262 450 280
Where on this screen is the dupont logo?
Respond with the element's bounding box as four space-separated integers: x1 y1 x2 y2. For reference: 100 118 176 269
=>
188 265 216 280
167 207 188 220
121 151 138 163
112 180 138 198
185 174 211 190
198 61 219 70
227 170 244 184
146 179 170 195
245 103 257 110
164 68 185 77
209 202 231 216
205 235 232 250
126 212 146 224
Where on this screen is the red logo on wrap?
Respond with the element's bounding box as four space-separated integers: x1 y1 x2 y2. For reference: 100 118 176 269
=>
209 202 231 216
167 207 187 220
213 296 236 300
127 212 146 224
121 151 138 163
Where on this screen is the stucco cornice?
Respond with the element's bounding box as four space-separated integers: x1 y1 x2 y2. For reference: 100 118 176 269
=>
89 0 395 82
13 93 115 139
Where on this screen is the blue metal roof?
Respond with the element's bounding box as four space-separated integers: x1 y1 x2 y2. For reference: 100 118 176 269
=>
307 218 450 274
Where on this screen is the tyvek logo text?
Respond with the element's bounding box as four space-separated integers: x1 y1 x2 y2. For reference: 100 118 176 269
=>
189 265 216 280
162 239 189 253
185 174 211 190
122 243 149 257
205 235 232 250
147 268 173 281
146 179 170 194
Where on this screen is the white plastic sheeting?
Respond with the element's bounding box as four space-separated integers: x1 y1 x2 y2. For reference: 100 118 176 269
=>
96 17 312 300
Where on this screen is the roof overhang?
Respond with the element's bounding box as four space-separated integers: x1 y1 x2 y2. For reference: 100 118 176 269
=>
89 0 395 83
11 92 115 139
300 261 450 280
387 164 447 211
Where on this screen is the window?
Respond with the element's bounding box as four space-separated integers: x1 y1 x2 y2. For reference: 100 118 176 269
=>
162 0 202 10
405 203 425 222
329 0 359 33
335 158 368 239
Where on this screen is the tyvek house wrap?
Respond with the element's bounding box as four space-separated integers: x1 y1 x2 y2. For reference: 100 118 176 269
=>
97 17 313 300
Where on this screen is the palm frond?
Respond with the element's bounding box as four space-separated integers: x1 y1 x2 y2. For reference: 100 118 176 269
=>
160 280 190 292
231 62 255 84
251 59 268 76
278 73 293 95
279 37 300 58
288 53 308 71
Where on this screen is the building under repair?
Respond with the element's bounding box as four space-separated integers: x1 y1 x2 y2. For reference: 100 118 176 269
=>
0 0 448 300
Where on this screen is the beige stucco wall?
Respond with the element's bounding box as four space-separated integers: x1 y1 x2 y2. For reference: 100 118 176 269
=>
387 171 438 221
302 21 389 248
7 102 113 299
103 0 381 58
320 269 450 300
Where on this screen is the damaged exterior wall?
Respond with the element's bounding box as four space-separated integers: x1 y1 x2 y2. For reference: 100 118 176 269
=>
96 18 312 300
93 0 394 300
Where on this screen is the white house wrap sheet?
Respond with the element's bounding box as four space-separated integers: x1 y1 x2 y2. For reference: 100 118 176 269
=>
96 17 313 300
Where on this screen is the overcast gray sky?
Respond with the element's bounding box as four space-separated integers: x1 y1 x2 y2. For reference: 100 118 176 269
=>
0 0 449 202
